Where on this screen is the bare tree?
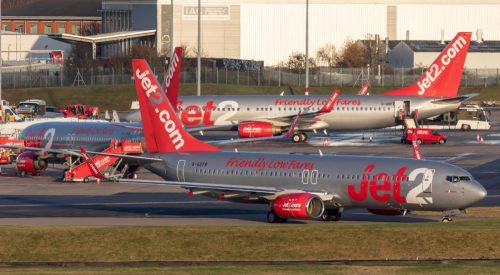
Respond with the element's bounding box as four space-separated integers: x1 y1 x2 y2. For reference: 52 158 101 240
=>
315 43 337 67
337 38 366 68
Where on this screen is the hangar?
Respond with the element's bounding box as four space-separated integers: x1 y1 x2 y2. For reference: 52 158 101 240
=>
100 0 500 66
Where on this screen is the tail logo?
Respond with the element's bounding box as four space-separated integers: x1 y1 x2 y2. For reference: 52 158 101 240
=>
417 35 467 96
164 52 180 89
136 68 185 150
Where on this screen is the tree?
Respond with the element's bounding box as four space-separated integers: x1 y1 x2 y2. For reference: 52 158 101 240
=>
286 52 316 73
315 43 337 67
337 38 366 68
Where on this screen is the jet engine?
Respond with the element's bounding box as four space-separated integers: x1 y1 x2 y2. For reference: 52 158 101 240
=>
272 193 324 219
367 209 406 216
15 151 48 176
239 121 281 138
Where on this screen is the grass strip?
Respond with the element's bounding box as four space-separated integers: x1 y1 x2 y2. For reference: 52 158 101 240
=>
0 264 499 275
4 84 499 112
0 219 498 262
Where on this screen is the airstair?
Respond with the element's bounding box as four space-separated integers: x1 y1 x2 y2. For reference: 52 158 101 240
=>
64 140 143 182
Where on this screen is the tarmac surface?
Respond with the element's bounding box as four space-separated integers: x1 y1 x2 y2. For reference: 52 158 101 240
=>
0 110 498 226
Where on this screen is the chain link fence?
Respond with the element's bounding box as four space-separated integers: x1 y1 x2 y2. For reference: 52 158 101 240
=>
2 63 500 89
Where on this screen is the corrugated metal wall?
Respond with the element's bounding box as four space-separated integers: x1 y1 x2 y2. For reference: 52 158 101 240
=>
397 5 500 41
240 4 387 65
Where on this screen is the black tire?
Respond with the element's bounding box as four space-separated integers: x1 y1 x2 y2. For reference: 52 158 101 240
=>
439 139 445 144
267 211 277 223
417 139 423 145
441 217 452 223
83 177 90 183
461 124 471 131
321 212 333 222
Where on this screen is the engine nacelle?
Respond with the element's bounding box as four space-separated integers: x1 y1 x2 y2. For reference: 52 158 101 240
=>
239 121 281 138
16 151 48 175
273 193 324 219
367 209 406 216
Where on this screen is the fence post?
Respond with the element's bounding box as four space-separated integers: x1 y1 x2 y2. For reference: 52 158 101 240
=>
278 67 281 87
497 68 499 86
258 70 261 86
91 68 94 85
112 68 115 86
237 69 239 85
225 68 228 85
216 68 219 84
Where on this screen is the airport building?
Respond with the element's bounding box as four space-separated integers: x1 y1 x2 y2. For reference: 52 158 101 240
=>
99 0 500 66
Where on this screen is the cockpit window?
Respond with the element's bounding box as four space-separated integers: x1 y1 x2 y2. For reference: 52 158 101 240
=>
446 176 471 183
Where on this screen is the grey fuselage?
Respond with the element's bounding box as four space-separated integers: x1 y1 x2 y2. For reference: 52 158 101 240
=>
20 121 144 152
126 94 462 131
142 151 486 212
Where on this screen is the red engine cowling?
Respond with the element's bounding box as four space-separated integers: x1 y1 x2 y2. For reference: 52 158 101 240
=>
367 209 406 216
16 151 48 175
239 121 280 138
273 193 324 219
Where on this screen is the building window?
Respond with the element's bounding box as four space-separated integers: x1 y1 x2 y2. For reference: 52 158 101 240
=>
72 23 80 35
30 23 37 34
15 24 23 33
57 23 65 34
44 24 52 34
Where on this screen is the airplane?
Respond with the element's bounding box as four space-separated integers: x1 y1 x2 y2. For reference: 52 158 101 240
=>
79 58 486 223
124 32 476 143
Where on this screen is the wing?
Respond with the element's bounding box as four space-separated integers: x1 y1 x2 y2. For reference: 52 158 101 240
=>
0 144 82 157
119 178 341 202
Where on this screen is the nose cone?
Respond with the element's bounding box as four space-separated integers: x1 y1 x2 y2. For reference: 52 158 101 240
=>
465 181 487 206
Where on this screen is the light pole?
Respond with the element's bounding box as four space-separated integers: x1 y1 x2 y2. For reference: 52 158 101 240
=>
196 0 201 96
0 2 3 122
304 0 309 95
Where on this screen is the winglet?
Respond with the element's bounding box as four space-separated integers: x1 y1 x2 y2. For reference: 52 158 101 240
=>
411 134 423 160
319 89 340 113
284 111 302 138
79 146 107 180
357 83 370 95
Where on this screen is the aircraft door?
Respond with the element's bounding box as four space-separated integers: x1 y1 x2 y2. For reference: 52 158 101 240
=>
422 169 434 194
394 101 405 118
301 169 310 184
310 170 319 185
177 160 186 182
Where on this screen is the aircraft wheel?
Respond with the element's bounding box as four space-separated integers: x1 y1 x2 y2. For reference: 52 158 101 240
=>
267 211 277 223
300 133 308 142
321 212 333 222
292 134 302 143
441 217 453 223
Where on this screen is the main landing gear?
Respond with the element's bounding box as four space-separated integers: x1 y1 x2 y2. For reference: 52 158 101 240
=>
321 208 343 222
267 211 288 223
292 133 308 143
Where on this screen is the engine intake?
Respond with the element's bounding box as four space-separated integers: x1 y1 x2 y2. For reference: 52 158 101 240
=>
273 193 324 219
239 121 281 138
16 151 48 175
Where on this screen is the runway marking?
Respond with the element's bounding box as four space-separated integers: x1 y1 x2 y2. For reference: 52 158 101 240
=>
445 153 474 163
0 201 226 208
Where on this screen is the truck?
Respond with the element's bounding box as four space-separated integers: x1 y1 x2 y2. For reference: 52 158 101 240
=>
16 99 46 118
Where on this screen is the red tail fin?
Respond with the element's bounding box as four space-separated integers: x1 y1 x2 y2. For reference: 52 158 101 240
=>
163 47 183 109
383 32 471 98
132 59 220 153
